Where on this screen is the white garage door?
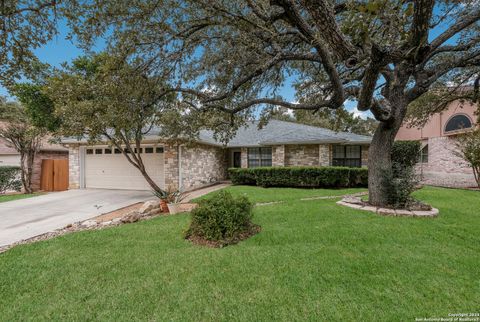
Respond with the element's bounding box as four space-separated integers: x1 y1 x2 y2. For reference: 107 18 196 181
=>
84 146 165 190
0 154 21 166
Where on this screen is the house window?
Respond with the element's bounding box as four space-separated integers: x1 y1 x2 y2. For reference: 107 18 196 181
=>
248 147 272 167
86 149 93 155
332 145 362 167
419 145 428 163
104 148 112 154
145 147 154 154
114 148 121 154
445 114 472 133
134 148 143 154
156 147 164 153
95 149 103 155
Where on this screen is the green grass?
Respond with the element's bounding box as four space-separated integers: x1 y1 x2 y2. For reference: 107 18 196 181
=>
0 193 40 203
0 186 479 321
193 185 366 203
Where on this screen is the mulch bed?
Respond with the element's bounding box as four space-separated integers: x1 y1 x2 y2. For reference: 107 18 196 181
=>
186 224 262 248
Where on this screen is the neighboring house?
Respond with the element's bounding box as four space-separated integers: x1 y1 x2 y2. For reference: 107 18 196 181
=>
0 138 69 191
396 100 478 187
0 138 20 166
62 120 371 192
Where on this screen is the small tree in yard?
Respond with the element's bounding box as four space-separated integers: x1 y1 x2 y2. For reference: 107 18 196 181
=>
65 0 480 207
46 53 174 193
0 98 47 193
455 130 480 188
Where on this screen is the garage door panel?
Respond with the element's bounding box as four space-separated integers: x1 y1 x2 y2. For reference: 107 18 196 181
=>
85 147 164 190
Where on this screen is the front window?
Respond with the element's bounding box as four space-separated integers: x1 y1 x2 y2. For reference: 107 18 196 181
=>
248 147 272 167
332 145 362 167
418 145 428 163
444 114 473 133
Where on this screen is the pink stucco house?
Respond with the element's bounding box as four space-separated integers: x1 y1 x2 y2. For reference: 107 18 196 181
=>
396 100 478 187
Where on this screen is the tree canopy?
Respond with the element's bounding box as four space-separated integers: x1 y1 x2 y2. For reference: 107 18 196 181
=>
12 83 60 132
46 53 176 192
65 0 479 119
0 0 59 86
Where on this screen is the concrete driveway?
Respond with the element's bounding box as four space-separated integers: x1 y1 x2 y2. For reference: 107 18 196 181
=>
0 189 153 247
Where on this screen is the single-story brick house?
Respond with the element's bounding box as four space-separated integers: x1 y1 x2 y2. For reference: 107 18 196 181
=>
62 120 371 191
396 99 478 188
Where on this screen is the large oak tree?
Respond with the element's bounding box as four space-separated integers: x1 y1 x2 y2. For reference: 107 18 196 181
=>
67 0 479 206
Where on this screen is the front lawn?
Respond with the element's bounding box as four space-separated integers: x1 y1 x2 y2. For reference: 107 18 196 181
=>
0 186 478 321
0 193 39 203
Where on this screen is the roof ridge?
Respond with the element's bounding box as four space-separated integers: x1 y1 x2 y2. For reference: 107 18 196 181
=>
264 119 362 136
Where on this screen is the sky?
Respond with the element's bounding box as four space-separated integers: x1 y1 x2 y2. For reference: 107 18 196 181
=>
1 6 455 120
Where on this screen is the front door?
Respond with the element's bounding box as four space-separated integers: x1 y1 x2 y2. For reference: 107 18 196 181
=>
233 151 241 168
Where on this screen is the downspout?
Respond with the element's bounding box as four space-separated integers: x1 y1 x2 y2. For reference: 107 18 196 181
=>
79 145 86 189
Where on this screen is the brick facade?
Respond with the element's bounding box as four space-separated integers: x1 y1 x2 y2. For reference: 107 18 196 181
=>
241 147 248 168
235 143 368 168
319 144 330 166
32 151 69 191
272 145 285 166
180 144 227 190
68 145 81 189
285 144 320 166
164 144 179 188
417 136 477 187
361 145 369 167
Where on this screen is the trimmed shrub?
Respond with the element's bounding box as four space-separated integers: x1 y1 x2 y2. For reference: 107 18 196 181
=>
379 140 422 207
392 141 421 170
185 190 257 246
228 168 256 185
228 166 368 188
0 166 22 194
381 163 420 208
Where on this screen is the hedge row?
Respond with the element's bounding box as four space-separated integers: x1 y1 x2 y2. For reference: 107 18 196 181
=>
228 166 368 188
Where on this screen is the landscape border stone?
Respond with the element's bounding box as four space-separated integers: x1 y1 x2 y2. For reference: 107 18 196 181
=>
337 198 439 217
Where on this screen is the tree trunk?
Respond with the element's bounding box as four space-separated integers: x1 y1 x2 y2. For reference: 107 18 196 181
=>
111 138 165 194
368 123 396 206
19 152 34 194
25 150 35 194
137 165 163 193
368 98 407 207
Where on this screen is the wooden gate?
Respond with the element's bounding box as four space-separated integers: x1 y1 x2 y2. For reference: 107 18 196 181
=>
40 159 69 191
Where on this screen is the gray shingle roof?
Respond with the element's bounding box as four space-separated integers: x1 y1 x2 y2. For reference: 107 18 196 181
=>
223 120 371 147
61 120 371 146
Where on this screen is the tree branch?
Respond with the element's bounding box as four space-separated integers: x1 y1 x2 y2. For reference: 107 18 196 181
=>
429 8 480 52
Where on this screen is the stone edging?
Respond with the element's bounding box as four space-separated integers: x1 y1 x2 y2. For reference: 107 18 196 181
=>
336 199 439 217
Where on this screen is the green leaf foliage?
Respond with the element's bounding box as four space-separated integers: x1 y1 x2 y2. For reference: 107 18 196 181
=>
454 130 480 188
0 166 22 194
185 190 254 245
391 140 421 169
12 83 60 132
228 166 368 188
